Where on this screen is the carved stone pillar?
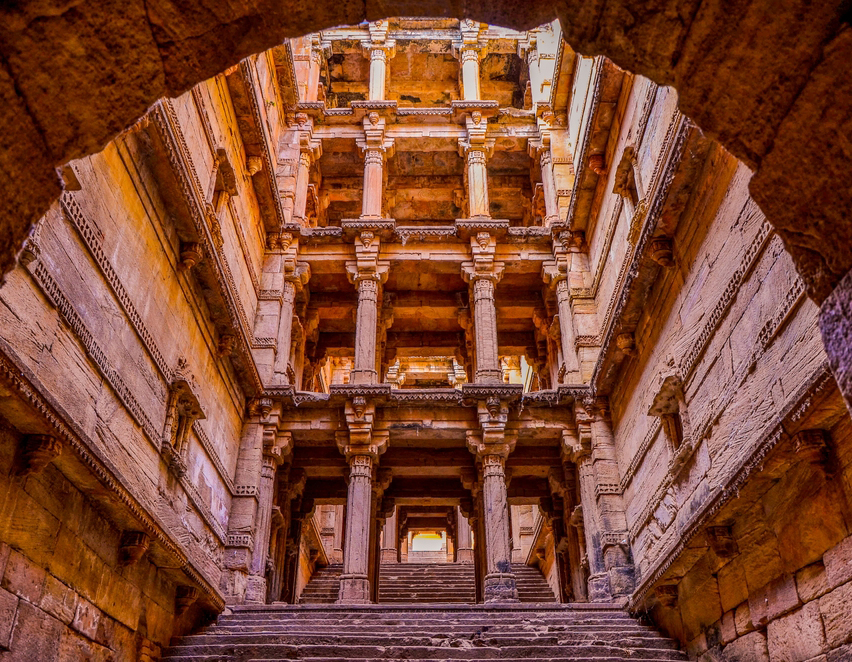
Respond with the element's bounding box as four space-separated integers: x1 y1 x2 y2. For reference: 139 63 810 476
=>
459 47 482 101
470 276 502 383
539 149 560 225
364 44 396 100
456 506 474 563
353 276 381 385
223 398 271 604
479 453 518 602
339 454 375 604
293 149 313 225
563 426 610 601
246 431 291 603
467 421 518 603
554 279 580 380
381 506 398 563
464 146 490 218
588 399 633 598
338 400 388 604
361 148 385 218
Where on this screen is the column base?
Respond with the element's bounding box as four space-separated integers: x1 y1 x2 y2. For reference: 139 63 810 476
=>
587 572 613 602
337 574 371 604
456 548 475 564
381 549 398 563
484 572 519 603
474 369 503 383
608 565 636 597
244 575 268 604
350 369 378 385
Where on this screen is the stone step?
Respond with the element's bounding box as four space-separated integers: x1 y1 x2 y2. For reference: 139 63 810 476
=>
163 643 685 660
176 632 677 648
199 625 662 636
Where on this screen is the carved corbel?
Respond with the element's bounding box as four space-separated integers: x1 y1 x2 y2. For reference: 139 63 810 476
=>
793 429 832 470
179 242 203 270
649 237 675 267
648 373 696 475
218 333 236 357
16 434 62 477
118 531 151 566
175 586 199 616
561 428 591 465
705 525 739 559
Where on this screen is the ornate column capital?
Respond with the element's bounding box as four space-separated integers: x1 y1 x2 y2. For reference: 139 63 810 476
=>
561 428 591 464
338 398 389 461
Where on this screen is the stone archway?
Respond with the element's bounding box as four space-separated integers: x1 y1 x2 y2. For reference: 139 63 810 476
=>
2 0 851 403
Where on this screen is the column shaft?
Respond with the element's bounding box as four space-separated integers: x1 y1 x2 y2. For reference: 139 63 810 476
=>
555 279 580 379
466 149 490 218
540 151 559 224
338 455 374 603
480 455 519 602
381 508 398 563
456 507 474 563
361 149 384 218
472 278 501 383
369 50 388 100
272 281 297 383
576 455 610 600
352 278 380 385
293 151 311 225
461 50 481 101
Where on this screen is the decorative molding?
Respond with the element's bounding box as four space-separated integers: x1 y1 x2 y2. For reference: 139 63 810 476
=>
630 362 832 609
25 259 229 545
0 340 224 611
152 101 263 392
240 60 288 230
60 193 236 498
592 115 690 391
565 57 604 227
679 215 772 385
627 274 810 543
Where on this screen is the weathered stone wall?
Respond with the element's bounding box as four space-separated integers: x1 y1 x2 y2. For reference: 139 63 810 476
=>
579 71 852 656
0 58 276 654
0 425 200 659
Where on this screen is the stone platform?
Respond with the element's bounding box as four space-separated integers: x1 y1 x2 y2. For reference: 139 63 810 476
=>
162 604 687 661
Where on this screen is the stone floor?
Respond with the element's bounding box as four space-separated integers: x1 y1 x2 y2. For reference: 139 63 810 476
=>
162 604 687 661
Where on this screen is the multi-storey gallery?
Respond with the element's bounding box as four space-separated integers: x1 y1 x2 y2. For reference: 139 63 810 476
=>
1 5 852 662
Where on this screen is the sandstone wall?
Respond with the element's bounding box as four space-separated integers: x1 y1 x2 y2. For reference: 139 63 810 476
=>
0 426 196 660
582 77 852 657
0 58 276 654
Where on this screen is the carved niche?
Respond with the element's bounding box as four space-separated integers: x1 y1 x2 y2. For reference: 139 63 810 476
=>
648 373 696 477
161 358 206 478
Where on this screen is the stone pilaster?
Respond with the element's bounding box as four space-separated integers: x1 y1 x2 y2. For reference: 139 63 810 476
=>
456 506 474 563
467 400 519 603
462 232 504 384
222 397 271 603
563 424 611 601
575 398 635 601
245 430 292 604
381 506 398 563
337 398 389 604
346 229 390 385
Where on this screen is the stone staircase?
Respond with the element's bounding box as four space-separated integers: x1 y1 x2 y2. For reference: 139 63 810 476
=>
298 563 343 605
163 604 687 661
299 562 557 604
